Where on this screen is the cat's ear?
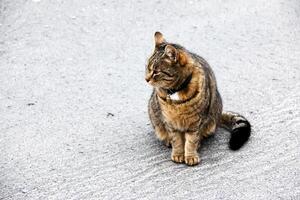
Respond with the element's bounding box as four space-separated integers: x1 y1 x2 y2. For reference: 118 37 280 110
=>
154 31 165 46
165 45 188 65
165 45 178 62
178 51 187 66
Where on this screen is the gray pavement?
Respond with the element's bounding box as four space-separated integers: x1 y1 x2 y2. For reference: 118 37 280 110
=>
0 0 299 199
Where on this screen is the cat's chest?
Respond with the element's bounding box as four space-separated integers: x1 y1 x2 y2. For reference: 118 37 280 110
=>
168 92 180 101
160 102 200 131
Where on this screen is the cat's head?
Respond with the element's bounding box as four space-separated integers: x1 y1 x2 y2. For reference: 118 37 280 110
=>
145 32 188 89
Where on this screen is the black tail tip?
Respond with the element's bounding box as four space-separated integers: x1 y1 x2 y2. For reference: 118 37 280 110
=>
229 122 251 150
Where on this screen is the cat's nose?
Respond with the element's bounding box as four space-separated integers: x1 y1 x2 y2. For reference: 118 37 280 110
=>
145 73 153 82
145 76 151 82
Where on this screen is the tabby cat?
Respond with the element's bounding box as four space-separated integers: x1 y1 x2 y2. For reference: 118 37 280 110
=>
145 32 251 166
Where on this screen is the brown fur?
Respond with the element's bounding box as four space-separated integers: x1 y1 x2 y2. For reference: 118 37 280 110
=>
146 32 251 166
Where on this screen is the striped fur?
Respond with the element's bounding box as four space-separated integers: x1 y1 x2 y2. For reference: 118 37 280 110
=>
146 32 251 166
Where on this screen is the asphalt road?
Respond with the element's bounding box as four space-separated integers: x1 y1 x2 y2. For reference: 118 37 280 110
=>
0 0 299 199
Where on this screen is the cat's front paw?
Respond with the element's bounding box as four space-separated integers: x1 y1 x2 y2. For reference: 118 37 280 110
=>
185 155 200 166
171 154 184 163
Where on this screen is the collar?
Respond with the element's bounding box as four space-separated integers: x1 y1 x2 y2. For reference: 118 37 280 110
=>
165 73 192 95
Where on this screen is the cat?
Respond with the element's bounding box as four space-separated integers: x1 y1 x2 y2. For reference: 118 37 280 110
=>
145 32 251 166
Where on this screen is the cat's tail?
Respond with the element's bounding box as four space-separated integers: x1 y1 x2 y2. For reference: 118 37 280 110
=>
220 111 251 150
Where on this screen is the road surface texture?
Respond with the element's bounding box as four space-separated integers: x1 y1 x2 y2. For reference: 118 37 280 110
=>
0 0 299 199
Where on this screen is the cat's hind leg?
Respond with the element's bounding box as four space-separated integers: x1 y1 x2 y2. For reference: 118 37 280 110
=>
201 120 217 138
148 96 171 147
154 123 171 147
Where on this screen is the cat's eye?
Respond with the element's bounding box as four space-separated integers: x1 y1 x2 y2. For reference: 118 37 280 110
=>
153 70 161 75
152 71 161 79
